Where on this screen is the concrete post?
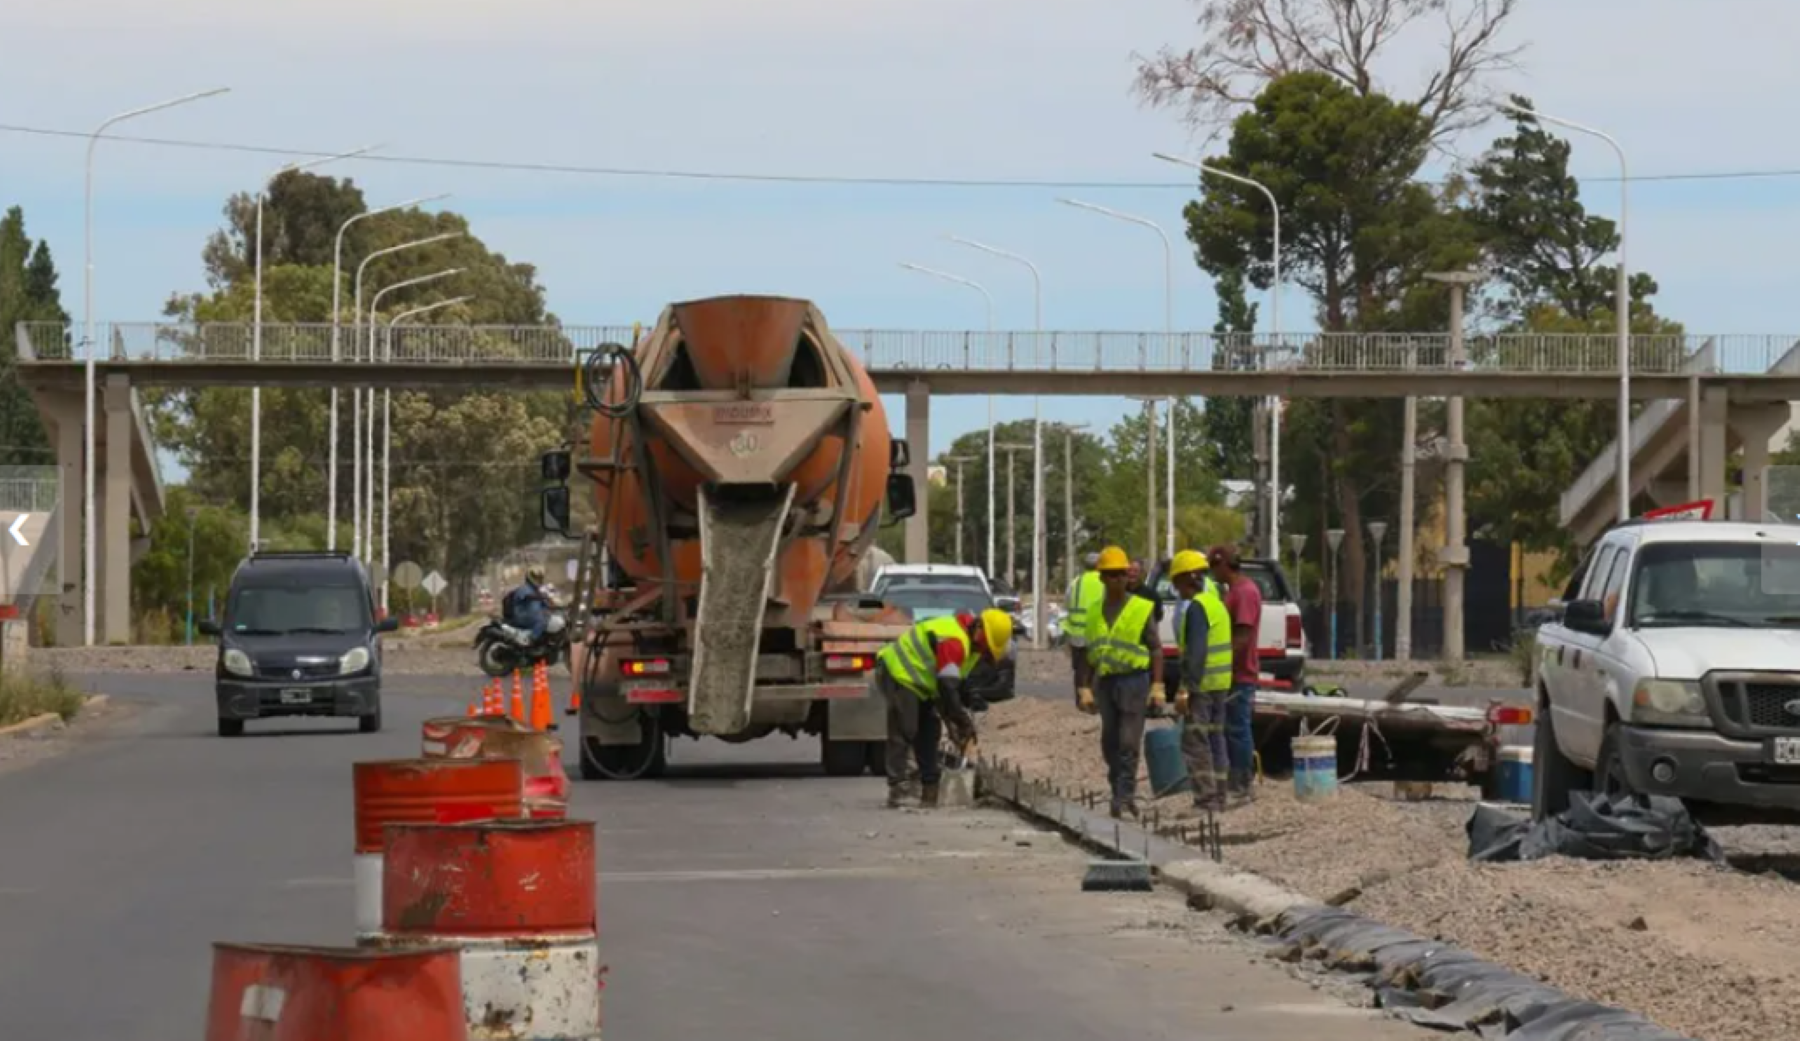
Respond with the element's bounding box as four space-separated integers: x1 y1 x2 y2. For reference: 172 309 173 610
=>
1732 404 1791 523
1143 399 1157 563
52 402 83 647
1687 375 1701 503
102 373 132 644
1698 386 1729 508
1396 349 1417 661
904 381 930 564
1426 272 1477 663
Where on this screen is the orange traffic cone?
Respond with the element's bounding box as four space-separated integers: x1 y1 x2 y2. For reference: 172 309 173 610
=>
530 662 553 732
510 670 526 724
565 677 581 717
483 677 504 715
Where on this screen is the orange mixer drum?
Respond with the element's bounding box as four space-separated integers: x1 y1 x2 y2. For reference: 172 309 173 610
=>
589 296 891 598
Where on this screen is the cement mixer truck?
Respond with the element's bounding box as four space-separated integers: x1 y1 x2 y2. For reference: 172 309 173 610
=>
537 296 920 780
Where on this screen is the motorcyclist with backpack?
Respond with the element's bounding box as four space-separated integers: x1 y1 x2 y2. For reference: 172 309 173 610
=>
505 568 553 646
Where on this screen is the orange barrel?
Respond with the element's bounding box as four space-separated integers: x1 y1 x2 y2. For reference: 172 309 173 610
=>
380 819 600 1040
351 759 524 941
420 716 569 820
206 942 466 1041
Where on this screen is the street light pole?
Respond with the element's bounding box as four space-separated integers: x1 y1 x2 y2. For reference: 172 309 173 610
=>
947 235 1046 647
1368 521 1388 661
1063 423 1091 589
329 193 451 551
1055 197 1177 558
898 262 998 579
251 145 380 551
350 233 462 559
1500 101 1631 522
1153 152 1283 555
945 455 976 565
382 296 473 612
81 86 230 646
185 505 200 645
365 268 464 568
997 443 1033 588
1325 528 1345 661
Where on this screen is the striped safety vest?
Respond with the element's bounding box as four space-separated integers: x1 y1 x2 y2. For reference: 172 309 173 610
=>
1178 584 1234 693
1084 594 1155 677
1064 571 1103 648
878 615 977 700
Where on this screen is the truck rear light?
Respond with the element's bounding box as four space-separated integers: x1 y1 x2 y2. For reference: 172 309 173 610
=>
825 653 876 674
1285 614 1303 648
622 657 671 677
1487 705 1533 726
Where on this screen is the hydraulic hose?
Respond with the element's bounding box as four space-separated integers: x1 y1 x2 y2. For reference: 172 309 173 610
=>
583 342 643 419
576 634 664 781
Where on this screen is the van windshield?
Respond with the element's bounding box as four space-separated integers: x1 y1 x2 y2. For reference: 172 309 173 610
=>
228 584 370 635
1629 541 1800 628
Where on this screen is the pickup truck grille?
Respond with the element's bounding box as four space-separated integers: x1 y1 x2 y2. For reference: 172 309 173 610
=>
1713 678 1800 734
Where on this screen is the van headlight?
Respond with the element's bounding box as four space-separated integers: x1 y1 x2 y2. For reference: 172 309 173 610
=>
222 649 253 677
339 647 371 675
1631 679 1708 727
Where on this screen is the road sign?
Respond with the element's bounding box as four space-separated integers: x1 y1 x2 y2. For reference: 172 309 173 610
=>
393 561 424 590
422 571 447 597
7 515 27 546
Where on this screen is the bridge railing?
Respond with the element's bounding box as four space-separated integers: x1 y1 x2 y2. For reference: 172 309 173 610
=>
16 322 1800 376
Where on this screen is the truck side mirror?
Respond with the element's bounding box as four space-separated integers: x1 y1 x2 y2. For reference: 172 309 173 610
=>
541 448 572 483
1561 598 1607 633
889 440 910 469
540 486 572 535
884 473 917 522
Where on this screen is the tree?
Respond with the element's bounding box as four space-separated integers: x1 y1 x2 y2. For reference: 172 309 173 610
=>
1086 399 1223 561
1200 267 1258 482
1184 72 1479 648
1132 0 1524 144
0 207 68 466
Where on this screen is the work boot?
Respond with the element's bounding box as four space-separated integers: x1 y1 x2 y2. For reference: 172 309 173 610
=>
887 782 918 809
919 782 940 808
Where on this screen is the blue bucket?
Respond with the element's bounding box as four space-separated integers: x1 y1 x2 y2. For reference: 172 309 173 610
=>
1145 725 1189 797
1292 734 1338 801
1497 746 1533 803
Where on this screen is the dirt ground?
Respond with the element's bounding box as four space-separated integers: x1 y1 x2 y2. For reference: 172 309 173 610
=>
979 696 1800 1041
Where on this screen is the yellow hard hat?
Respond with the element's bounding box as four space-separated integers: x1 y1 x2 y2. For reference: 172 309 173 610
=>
1169 549 1209 578
1096 546 1130 572
979 609 1014 660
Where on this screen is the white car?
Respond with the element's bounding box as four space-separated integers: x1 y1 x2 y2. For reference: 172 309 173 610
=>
871 564 991 597
1533 518 1800 823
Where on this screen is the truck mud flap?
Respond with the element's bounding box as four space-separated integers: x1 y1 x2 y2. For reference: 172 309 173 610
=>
689 483 796 735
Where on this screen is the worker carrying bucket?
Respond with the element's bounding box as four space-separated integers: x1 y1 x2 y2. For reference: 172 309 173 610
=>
876 608 1014 808
1075 545 1164 820
1168 550 1233 813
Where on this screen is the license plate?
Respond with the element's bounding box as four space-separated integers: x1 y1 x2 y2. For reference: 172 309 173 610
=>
279 689 313 705
1771 736 1800 765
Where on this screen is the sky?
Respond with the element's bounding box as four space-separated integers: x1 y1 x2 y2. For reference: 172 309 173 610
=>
7 0 1800 480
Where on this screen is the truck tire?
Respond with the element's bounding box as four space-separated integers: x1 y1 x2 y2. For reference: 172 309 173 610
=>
1595 723 1631 798
217 717 244 738
864 740 887 777
821 736 867 777
1531 697 1589 820
581 733 667 780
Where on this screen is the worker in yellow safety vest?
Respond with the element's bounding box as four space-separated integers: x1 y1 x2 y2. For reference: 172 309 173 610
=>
1076 545 1163 820
1169 550 1234 812
1063 552 1103 702
875 608 1015 809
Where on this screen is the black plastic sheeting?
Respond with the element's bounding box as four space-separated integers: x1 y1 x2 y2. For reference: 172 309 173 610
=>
1466 793 1724 864
1273 905 1697 1040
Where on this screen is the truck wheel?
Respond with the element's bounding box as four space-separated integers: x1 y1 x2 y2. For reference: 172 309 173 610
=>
217 717 244 738
1530 698 1588 820
864 740 888 777
1595 723 1631 799
580 731 667 781
821 736 867 777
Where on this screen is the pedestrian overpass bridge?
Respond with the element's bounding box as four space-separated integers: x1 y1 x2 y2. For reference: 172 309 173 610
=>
15 320 1800 645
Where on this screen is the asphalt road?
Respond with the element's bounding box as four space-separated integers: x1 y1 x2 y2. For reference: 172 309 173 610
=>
0 673 1446 1041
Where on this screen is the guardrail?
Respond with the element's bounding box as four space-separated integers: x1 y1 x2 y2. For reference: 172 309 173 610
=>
17 322 1800 377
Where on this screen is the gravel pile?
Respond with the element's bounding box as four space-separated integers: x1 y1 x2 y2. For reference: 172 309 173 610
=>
978 696 1800 1041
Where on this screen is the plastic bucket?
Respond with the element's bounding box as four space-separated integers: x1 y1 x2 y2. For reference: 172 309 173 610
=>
1144 726 1189 796
1291 734 1338 801
1498 745 1533 803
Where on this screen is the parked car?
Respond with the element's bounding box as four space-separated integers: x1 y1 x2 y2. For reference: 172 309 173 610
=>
871 564 991 599
200 549 399 737
876 582 1015 706
1532 518 1800 824
1147 557 1308 689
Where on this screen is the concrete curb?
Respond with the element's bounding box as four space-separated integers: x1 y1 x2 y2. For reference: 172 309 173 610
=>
0 693 109 740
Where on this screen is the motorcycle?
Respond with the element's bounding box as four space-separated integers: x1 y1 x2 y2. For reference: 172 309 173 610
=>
474 608 570 678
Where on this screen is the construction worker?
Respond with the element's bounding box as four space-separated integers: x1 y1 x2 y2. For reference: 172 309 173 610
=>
1168 550 1232 812
1064 552 1102 701
876 607 1015 808
1209 544 1262 802
1075 546 1163 819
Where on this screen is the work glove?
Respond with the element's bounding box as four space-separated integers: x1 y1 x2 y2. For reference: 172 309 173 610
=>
1076 686 1096 714
960 735 980 761
1149 682 1166 710
1174 690 1189 716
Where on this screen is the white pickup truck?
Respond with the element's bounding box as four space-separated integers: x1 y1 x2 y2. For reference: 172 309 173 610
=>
1532 518 1800 824
1150 557 1308 689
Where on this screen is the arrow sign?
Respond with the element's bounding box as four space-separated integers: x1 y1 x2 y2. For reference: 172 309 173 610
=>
7 515 27 547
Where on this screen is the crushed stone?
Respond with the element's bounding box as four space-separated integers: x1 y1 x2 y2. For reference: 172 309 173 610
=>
978 695 1800 1041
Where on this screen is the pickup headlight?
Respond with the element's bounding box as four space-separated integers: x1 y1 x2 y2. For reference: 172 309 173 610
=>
339 647 371 675
222 649 253 677
1631 679 1709 727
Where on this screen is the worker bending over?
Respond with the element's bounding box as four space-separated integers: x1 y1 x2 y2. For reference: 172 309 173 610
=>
1075 546 1164 819
1064 552 1102 701
876 608 1014 808
1169 551 1232 811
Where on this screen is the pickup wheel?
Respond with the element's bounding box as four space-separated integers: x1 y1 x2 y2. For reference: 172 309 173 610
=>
864 740 888 777
1531 698 1589 820
217 717 245 738
1595 723 1631 799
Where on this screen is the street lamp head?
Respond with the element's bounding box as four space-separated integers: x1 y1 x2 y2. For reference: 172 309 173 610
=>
1423 270 1481 285
1325 528 1345 552
1368 521 1388 542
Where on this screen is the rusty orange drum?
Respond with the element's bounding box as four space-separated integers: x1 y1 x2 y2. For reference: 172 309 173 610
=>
205 942 466 1041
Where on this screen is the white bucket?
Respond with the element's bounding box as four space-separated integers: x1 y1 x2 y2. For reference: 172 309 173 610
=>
1291 735 1338 801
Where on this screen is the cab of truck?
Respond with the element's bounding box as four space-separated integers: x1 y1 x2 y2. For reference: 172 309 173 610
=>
1533 519 1800 824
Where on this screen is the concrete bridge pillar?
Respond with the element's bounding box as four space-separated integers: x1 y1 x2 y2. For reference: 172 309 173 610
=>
904 381 930 564
103 373 133 644
47 400 84 647
1698 386 1729 509
1731 403 1791 522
